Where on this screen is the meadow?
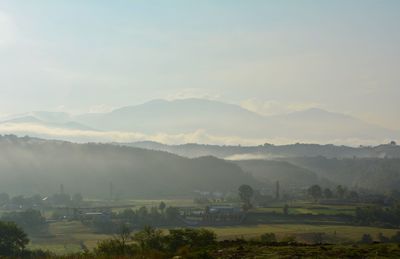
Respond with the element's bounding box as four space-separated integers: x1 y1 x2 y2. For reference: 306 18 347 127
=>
22 199 398 255
27 220 398 254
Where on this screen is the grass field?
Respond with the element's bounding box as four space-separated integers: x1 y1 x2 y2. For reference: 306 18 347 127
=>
22 199 397 254
28 221 110 254
208 224 398 243
255 201 359 216
26 220 399 254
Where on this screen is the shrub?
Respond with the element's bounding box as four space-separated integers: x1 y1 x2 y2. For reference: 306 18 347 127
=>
260 233 277 243
360 234 373 244
94 239 139 256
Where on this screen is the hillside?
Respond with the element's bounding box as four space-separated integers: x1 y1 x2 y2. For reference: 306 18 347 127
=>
126 141 400 159
233 160 328 190
282 156 400 192
0 135 258 198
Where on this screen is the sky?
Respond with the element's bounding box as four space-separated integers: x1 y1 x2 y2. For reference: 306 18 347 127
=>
0 0 399 130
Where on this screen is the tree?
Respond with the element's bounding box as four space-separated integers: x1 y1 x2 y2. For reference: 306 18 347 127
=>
72 193 83 205
260 233 276 243
137 206 148 219
323 188 333 199
391 231 400 243
336 185 346 199
11 196 25 207
51 193 71 206
1 209 46 231
30 194 43 206
378 233 390 243
283 204 289 215
238 184 254 210
307 185 322 202
94 225 137 257
348 191 359 200
167 228 216 252
0 193 9 206
149 207 161 222
158 201 166 213
165 207 179 222
95 239 137 257
133 226 164 251
0 221 29 256
118 223 132 245
275 181 280 200
360 234 373 244
311 233 324 244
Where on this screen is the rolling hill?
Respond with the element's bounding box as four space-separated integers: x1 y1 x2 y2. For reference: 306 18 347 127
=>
125 141 400 159
0 135 258 198
233 159 329 190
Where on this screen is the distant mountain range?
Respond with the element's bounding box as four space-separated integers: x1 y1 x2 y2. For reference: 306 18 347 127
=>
0 98 398 145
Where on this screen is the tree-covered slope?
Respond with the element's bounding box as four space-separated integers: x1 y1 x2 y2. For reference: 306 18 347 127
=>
234 160 328 189
0 135 258 198
283 156 400 192
126 141 400 159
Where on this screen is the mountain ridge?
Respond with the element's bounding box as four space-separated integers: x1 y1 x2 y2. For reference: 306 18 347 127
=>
0 98 398 145
0 135 259 198
125 141 400 159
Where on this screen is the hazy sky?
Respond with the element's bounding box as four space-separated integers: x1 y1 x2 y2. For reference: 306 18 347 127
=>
0 1 399 129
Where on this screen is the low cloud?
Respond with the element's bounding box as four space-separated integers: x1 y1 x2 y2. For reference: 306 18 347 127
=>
165 88 221 101
0 123 268 145
88 104 116 114
0 122 390 147
240 99 320 116
225 153 283 161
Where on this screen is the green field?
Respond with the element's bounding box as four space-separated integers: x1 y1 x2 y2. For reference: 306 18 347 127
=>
26 220 399 254
28 221 110 254
208 224 398 243
254 201 359 216
20 199 399 254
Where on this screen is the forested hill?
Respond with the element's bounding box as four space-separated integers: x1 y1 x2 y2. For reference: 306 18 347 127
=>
126 141 400 192
281 156 400 192
126 141 400 159
0 135 258 198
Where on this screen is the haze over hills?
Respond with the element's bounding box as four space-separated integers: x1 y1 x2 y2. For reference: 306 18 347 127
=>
0 98 398 146
126 141 400 159
0 135 399 197
0 135 258 198
282 156 400 192
233 159 328 190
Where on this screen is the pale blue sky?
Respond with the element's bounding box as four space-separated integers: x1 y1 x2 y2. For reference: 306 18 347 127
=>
0 1 399 128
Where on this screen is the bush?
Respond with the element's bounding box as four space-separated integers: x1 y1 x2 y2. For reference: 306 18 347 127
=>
260 233 277 243
167 228 217 252
133 226 165 251
378 233 390 243
360 234 373 244
280 235 296 244
391 231 400 243
94 239 139 257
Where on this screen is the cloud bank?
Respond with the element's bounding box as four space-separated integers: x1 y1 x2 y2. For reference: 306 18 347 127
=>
0 122 390 147
240 99 321 116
